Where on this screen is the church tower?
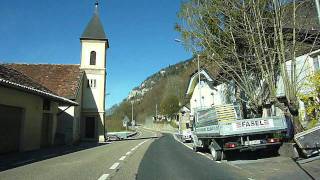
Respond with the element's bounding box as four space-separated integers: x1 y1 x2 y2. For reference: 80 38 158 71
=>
80 2 109 142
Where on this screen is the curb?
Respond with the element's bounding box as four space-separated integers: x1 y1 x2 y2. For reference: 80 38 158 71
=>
127 131 138 138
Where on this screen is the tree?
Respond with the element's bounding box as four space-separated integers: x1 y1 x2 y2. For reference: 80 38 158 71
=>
176 0 319 133
160 95 180 118
299 71 320 129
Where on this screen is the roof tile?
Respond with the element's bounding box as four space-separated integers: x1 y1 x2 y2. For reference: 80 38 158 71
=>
5 64 82 99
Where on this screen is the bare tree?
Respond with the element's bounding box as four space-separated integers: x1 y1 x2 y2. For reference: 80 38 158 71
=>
177 0 320 133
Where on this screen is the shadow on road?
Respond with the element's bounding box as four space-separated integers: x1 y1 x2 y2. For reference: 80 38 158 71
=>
225 149 279 161
0 142 109 172
198 147 279 161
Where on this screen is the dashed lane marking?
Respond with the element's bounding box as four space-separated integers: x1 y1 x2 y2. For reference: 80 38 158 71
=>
126 151 131 155
109 162 120 170
98 174 109 180
119 156 126 161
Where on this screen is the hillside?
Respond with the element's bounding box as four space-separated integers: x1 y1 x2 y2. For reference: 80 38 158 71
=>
105 56 220 131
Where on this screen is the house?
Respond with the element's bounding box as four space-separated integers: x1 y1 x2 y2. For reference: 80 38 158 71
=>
123 116 130 128
274 48 320 122
1 2 109 151
0 65 77 154
176 105 191 133
185 69 232 116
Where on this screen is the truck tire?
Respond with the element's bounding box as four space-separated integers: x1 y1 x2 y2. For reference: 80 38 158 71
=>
193 145 200 152
210 145 222 161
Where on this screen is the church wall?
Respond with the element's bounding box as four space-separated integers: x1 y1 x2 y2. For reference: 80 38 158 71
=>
0 87 58 152
80 40 106 69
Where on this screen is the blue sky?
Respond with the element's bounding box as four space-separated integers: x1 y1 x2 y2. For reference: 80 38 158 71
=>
0 0 191 108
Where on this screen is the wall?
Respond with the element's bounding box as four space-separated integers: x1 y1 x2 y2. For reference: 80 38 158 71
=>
0 87 58 151
190 82 229 115
80 39 106 142
80 40 107 69
275 49 320 121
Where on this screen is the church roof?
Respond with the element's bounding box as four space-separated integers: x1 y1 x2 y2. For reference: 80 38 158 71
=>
81 13 107 41
0 65 77 106
4 64 82 100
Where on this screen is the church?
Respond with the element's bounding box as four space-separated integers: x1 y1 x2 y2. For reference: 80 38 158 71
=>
0 2 108 153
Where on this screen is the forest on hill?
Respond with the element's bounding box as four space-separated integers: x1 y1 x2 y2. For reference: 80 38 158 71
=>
105 56 220 131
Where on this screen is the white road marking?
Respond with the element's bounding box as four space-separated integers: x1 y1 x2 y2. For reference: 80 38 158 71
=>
119 156 126 161
131 148 136 151
126 151 131 155
248 178 255 180
197 152 214 161
109 162 120 170
138 139 148 146
98 174 109 180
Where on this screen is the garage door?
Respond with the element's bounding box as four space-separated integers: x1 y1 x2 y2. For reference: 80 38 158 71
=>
0 104 22 154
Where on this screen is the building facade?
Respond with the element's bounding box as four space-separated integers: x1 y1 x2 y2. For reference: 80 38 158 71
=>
1 2 109 152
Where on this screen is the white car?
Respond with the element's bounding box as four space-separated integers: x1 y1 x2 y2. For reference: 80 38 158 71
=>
181 129 192 143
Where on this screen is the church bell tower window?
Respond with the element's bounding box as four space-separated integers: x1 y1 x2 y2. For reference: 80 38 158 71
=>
87 79 96 88
90 51 96 65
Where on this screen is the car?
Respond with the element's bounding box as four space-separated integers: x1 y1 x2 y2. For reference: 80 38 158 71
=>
106 134 121 141
181 129 192 143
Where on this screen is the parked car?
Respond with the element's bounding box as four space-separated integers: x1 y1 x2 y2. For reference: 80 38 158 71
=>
106 134 122 141
182 129 192 143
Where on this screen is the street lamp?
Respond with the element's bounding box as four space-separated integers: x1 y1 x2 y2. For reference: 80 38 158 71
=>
131 100 134 128
174 38 202 116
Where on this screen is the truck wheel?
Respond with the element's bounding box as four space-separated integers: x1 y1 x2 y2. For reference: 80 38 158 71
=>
210 146 222 161
193 145 200 152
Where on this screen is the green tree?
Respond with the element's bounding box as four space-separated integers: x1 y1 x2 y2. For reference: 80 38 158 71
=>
299 71 320 129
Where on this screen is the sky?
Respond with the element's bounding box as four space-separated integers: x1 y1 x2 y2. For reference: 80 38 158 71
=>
0 0 192 108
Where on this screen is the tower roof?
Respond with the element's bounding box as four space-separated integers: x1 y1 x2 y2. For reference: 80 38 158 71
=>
81 2 107 41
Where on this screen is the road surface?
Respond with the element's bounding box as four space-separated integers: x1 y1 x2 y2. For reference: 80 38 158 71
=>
0 127 309 180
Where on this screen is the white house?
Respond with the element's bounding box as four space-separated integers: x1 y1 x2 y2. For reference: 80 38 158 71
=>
186 69 231 116
274 49 320 121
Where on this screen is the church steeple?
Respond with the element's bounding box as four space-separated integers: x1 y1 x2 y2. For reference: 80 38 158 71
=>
80 1 107 41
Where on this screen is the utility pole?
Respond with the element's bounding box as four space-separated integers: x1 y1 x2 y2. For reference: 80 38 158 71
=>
316 0 320 25
156 104 158 120
131 101 134 127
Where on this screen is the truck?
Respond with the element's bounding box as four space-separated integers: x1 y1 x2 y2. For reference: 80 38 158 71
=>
192 104 288 161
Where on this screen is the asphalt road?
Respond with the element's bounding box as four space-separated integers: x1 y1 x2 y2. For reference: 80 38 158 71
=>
0 128 157 180
137 133 248 180
3 128 303 180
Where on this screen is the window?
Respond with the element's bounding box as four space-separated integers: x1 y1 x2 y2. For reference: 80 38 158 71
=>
43 99 51 111
87 79 96 88
90 51 96 65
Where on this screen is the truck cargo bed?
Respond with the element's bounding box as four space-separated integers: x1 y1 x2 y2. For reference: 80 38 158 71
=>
195 116 287 138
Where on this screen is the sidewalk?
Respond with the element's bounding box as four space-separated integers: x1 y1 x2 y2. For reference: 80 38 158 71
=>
0 142 109 172
298 156 320 179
